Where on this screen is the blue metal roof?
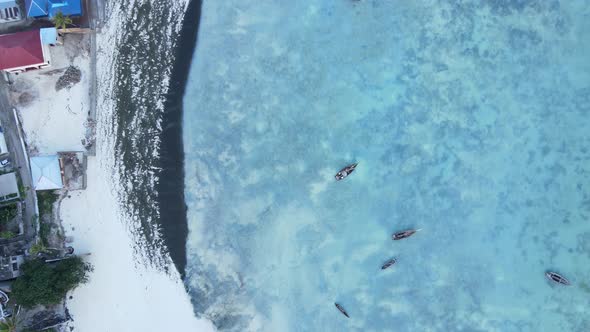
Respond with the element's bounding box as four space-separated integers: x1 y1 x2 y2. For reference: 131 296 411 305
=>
24 0 82 18
47 0 82 18
24 0 47 17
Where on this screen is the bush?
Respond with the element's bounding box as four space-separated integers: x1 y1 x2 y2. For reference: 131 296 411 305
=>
36 191 59 218
0 204 18 224
0 231 15 239
29 242 48 255
39 222 52 246
11 257 93 308
37 192 58 246
0 317 17 332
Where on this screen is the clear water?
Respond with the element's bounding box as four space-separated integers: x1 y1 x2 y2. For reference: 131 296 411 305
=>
183 1 590 331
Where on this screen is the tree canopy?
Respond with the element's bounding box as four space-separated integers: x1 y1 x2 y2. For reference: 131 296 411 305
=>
0 204 17 224
11 257 92 308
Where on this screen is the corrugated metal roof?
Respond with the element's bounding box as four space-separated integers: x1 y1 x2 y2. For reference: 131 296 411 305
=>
25 0 82 18
24 0 47 17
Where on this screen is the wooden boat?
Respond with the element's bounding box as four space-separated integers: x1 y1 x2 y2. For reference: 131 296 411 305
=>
335 163 358 181
545 271 570 285
381 258 397 270
334 303 350 318
392 228 421 240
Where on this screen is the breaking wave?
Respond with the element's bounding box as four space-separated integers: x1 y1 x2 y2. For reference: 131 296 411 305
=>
95 0 189 268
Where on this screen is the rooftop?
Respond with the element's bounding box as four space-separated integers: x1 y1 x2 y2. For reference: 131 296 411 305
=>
25 0 82 18
0 172 20 202
0 30 45 71
0 255 23 281
31 155 63 191
40 27 57 45
0 128 7 156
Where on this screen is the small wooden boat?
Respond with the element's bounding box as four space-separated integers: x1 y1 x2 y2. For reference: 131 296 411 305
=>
392 228 421 240
545 271 570 285
381 258 397 270
335 163 358 181
334 303 350 318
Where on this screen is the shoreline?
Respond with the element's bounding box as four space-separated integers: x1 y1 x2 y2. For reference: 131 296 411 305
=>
157 0 203 280
61 160 215 331
0 0 214 330
56 0 214 330
60 0 216 329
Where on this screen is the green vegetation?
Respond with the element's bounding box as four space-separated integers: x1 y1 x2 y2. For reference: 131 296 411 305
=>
12 172 26 200
0 231 15 239
11 257 93 308
17 185 26 199
39 222 51 246
0 204 17 224
52 11 72 30
37 191 59 218
4 193 18 200
0 315 18 332
0 204 18 239
29 242 48 255
37 192 59 246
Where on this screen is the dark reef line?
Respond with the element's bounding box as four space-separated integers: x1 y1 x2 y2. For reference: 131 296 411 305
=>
158 0 203 279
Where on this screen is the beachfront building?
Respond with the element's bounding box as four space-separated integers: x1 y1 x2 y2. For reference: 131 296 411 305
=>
0 29 52 74
0 172 19 202
31 155 64 191
0 0 21 22
0 255 24 281
24 0 82 18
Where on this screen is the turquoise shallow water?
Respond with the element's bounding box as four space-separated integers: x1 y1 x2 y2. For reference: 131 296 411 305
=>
183 1 590 331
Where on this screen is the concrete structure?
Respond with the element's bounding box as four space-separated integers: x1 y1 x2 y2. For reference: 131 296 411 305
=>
31 155 63 190
0 172 19 202
0 0 21 23
0 29 51 74
59 151 86 190
0 126 7 156
25 0 82 18
0 254 23 281
0 79 37 246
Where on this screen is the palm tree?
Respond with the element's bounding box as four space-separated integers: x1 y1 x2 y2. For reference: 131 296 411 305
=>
29 241 48 255
52 11 72 30
0 305 20 332
0 317 17 332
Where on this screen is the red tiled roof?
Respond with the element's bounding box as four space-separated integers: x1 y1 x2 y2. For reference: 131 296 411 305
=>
0 30 45 71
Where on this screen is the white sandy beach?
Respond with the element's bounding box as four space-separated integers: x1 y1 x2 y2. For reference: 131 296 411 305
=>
9 16 215 332
60 159 214 332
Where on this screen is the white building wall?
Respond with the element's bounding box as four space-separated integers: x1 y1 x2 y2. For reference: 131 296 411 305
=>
0 0 22 22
